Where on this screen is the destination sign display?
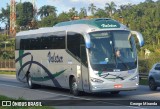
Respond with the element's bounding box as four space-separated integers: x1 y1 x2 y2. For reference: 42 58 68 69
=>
94 20 121 29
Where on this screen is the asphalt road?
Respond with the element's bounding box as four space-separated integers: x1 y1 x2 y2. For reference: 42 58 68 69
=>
0 74 160 109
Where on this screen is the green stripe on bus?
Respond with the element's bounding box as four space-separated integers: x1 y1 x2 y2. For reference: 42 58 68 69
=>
19 50 24 67
31 69 66 81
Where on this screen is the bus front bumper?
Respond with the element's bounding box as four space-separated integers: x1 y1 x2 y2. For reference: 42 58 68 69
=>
90 82 138 93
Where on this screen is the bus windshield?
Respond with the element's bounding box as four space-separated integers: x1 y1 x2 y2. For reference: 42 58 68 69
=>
89 30 137 71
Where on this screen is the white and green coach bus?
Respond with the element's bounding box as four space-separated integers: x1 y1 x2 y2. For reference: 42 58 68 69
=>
15 18 144 95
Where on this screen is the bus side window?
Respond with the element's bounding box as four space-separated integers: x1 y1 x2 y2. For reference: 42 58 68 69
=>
67 32 81 58
54 32 65 49
20 38 30 50
46 31 65 49
41 37 49 49
30 38 36 50
36 37 41 50
80 37 88 67
20 39 24 50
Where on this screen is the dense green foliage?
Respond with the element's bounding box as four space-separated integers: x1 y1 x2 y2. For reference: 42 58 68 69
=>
0 4 10 28
16 2 34 26
114 1 160 51
0 0 160 73
0 34 14 60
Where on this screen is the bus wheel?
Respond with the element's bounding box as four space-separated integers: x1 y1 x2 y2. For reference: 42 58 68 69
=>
27 75 35 89
149 79 157 91
70 77 80 96
110 91 120 94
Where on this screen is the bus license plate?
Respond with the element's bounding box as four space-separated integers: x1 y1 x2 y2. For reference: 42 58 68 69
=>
114 84 122 88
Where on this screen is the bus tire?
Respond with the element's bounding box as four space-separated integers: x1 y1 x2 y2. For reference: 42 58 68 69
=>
27 75 35 89
110 91 120 94
149 79 157 91
70 77 80 96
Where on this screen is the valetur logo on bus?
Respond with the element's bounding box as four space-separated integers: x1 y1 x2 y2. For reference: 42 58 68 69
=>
47 51 63 63
101 24 117 28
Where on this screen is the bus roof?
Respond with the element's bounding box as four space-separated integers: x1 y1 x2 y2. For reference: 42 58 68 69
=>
16 18 129 37
55 18 120 28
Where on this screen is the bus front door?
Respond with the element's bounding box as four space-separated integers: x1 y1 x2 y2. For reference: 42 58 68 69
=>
80 45 90 92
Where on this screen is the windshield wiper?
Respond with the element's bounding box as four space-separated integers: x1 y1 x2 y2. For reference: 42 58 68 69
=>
100 73 125 80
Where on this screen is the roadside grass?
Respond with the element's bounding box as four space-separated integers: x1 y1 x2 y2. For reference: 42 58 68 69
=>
139 79 148 85
0 95 54 109
0 71 16 75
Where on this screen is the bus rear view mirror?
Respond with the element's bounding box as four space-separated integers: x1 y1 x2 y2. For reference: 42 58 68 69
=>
131 31 144 47
85 34 91 49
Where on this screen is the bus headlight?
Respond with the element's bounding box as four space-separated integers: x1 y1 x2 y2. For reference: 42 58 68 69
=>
130 75 139 81
90 78 104 83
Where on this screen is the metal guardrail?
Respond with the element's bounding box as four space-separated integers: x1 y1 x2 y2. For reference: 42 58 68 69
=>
0 60 15 68
0 60 15 72
139 73 148 80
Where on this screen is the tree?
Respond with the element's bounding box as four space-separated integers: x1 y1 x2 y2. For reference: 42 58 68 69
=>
0 34 7 43
145 0 154 3
79 7 87 19
127 3 133 9
0 4 10 29
16 2 34 27
94 8 109 18
37 5 48 18
57 12 70 22
88 3 96 15
120 5 126 11
0 34 9 60
68 7 78 19
105 1 117 17
38 5 57 19
46 5 57 17
39 15 57 27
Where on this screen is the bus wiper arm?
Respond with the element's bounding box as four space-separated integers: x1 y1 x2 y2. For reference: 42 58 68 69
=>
105 73 125 80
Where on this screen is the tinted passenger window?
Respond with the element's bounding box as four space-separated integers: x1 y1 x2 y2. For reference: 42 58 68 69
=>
20 39 30 50
47 32 65 49
67 32 81 58
41 37 50 49
19 31 66 50
67 32 87 66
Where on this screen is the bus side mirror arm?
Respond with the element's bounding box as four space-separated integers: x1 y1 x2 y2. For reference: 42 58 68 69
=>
84 34 91 49
131 31 144 47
